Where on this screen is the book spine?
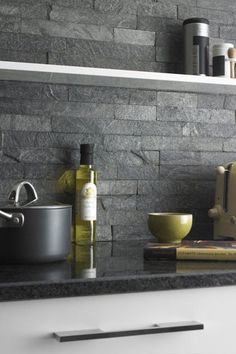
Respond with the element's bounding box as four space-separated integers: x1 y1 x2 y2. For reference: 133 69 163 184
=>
144 248 177 260
176 248 236 261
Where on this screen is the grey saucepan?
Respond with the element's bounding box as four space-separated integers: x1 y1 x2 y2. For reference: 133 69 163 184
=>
0 181 72 264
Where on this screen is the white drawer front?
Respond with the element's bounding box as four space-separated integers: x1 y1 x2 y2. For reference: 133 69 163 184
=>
0 286 235 354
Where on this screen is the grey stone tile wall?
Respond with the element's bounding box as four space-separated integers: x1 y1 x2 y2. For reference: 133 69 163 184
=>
1 0 236 72
0 82 235 240
0 0 235 241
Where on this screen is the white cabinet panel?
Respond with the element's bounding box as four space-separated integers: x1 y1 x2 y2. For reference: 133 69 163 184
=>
0 286 235 354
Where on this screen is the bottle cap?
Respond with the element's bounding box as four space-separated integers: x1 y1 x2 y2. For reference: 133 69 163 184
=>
80 144 94 155
80 144 94 165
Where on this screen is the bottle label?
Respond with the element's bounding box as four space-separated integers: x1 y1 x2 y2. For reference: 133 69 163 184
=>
79 182 97 221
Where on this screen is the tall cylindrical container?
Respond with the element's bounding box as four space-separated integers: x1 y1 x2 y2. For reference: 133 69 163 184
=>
213 43 234 77
183 18 209 75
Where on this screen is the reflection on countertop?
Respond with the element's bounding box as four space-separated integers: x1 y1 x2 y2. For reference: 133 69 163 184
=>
1 241 236 284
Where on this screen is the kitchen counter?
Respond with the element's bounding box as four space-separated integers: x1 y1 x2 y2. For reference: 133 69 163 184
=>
1 240 236 302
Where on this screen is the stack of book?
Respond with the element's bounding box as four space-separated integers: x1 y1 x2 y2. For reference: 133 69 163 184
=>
144 240 236 261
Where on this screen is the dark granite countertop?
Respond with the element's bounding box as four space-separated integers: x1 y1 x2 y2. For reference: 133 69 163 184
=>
1 241 236 302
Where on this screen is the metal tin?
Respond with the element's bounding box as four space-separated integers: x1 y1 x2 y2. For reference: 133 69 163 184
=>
183 18 209 75
213 43 234 77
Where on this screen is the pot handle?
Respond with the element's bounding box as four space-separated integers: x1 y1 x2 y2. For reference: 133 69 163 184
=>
8 181 38 207
0 210 24 227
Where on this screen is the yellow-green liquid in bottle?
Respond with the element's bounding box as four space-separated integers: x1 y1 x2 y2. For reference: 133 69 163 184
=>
74 144 97 244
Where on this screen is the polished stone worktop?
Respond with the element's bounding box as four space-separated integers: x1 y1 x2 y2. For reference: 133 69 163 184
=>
1 241 236 302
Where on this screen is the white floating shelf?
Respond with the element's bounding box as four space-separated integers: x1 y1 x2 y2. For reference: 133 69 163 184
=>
0 60 236 94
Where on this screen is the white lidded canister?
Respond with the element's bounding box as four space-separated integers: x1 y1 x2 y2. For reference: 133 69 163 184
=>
213 43 234 78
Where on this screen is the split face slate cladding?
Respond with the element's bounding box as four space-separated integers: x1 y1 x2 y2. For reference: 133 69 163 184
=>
1 84 235 241
0 0 236 240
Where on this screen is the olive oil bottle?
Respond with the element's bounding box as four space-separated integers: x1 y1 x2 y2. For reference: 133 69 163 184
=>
74 144 97 244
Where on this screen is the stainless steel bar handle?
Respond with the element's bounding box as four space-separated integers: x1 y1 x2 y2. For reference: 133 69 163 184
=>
54 321 204 343
0 210 24 227
0 210 14 220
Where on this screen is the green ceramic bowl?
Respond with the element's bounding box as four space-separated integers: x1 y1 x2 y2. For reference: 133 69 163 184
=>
148 213 193 243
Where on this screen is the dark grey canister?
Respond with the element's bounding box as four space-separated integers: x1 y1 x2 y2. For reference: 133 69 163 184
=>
0 205 72 264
